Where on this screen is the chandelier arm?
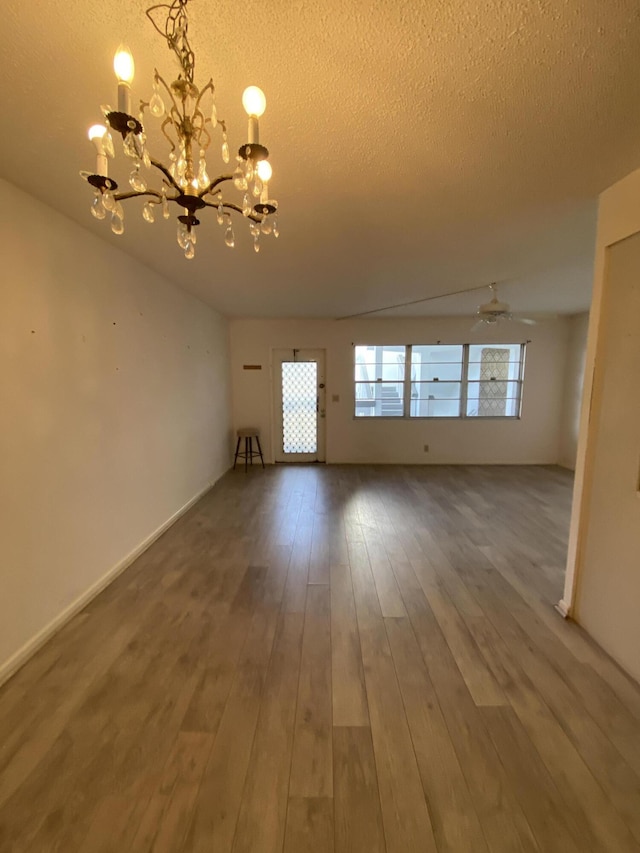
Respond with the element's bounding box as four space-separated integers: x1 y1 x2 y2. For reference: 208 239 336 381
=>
200 199 263 224
198 175 233 198
113 189 165 202
159 116 179 156
192 109 209 151
196 120 212 152
149 156 181 191
154 71 182 123
194 79 214 118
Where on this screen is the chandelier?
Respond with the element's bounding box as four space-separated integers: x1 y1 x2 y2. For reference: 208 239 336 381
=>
81 0 278 258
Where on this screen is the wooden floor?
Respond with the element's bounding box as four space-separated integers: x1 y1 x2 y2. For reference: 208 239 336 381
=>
1 465 640 852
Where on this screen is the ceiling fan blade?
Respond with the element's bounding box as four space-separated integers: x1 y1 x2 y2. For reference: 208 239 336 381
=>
513 312 559 325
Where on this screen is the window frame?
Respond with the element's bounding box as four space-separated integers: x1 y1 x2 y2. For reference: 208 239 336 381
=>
353 343 526 420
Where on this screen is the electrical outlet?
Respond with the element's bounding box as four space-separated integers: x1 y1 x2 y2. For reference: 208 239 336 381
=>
424 444 429 452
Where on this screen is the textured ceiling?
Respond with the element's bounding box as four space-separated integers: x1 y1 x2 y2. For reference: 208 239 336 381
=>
3 0 640 317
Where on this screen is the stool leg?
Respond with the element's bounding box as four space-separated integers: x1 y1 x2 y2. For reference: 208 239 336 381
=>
245 436 249 473
249 436 254 467
233 436 241 470
256 436 265 469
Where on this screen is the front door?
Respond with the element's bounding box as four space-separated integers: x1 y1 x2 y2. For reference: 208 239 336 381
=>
273 349 326 462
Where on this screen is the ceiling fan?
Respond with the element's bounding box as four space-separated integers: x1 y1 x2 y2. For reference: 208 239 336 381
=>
471 284 542 331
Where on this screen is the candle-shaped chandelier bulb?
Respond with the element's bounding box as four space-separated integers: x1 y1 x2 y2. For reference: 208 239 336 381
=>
256 159 272 203
242 86 266 144
88 125 108 176
114 44 135 113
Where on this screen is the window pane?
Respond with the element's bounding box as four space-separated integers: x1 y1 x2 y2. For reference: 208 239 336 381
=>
355 345 405 381
355 381 404 417
466 397 521 417
411 397 461 417
466 344 523 417
411 345 463 381
409 346 463 417
412 381 461 400
355 346 406 416
410 381 461 417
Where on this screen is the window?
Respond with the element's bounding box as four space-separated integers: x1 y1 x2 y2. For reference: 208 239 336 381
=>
355 345 405 418
410 345 463 418
354 344 525 418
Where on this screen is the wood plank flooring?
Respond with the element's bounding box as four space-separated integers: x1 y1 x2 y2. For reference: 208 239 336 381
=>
1 464 640 852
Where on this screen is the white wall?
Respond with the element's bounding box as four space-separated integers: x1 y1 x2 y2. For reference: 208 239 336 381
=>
230 316 569 465
562 167 640 684
0 178 232 682
558 312 589 469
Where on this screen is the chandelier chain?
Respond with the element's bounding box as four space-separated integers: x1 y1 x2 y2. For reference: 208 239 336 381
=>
146 0 195 84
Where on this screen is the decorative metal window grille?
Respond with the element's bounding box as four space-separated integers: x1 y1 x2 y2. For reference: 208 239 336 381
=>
282 361 318 452
354 343 525 418
478 348 510 416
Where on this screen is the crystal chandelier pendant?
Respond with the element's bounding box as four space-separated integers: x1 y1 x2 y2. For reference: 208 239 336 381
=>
162 188 170 219
129 165 147 192
224 225 235 248
111 210 124 235
91 191 106 220
102 190 116 212
242 194 251 217
149 86 165 118
123 131 140 160
253 235 260 253
177 223 190 250
184 242 195 260
197 153 210 190
176 150 187 188
103 129 115 158
221 132 230 164
142 202 155 223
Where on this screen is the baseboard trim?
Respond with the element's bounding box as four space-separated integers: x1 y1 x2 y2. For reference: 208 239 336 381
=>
0 477 222 689
555 598 571 619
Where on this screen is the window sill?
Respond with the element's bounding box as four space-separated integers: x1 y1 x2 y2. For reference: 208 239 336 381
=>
352 415 523 421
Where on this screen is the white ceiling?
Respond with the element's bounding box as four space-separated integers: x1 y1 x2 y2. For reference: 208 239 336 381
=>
3 0 640 317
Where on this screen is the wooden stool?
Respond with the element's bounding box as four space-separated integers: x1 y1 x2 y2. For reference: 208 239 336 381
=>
233 428 265 472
